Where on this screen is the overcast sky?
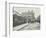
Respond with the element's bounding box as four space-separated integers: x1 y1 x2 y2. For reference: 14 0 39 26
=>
14 7 40 18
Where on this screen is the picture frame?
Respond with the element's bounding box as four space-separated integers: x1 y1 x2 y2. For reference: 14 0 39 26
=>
5 1 45 37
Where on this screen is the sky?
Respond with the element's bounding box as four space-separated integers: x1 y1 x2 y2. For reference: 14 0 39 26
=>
14 7 40 18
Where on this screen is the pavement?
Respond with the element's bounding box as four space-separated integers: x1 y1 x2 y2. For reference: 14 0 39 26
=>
13 22 40 31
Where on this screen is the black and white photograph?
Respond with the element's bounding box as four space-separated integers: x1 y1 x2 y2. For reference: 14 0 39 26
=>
0 0 46 38
13 7 40 31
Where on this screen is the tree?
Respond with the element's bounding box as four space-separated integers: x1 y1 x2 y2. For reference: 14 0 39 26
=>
21 10 35 23
37 15 40 23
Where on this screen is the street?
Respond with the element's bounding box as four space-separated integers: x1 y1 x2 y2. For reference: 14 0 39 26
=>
13 23 40 31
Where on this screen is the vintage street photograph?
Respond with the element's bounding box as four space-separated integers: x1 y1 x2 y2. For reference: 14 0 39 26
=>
13 7 40 31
